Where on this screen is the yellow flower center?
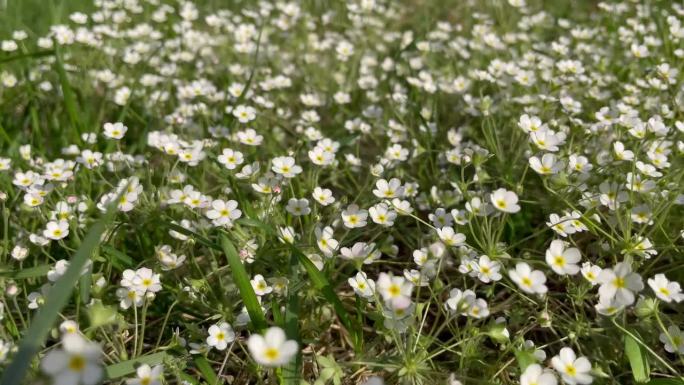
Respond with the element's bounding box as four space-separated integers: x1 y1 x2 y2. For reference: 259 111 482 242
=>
264 347 280 360
68 355 85 372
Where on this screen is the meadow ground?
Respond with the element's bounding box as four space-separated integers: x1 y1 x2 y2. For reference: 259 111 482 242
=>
0 0 683 385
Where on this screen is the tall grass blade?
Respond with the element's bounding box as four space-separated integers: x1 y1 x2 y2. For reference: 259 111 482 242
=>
0 215 114 385
220 234 267 331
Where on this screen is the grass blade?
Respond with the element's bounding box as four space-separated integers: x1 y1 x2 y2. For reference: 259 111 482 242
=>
281 252 301 384
193 356 218 385
105 352 168 379
0 264 51 279
290 246 362 351
625 332 650 383
220 234 267 331
0 216 113 385
54 44 82 137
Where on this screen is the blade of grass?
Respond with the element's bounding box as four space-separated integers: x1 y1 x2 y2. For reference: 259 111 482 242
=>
0 49 54 64
220 234 267 331
281 252 301 385
625 332 650 383
105 352 168 379
0 264 51 279
54 44 82 138
194 356 218 385
0 213 115 385
290 246 362 351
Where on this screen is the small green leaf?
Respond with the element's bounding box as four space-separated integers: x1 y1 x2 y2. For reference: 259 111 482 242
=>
625 333 650 383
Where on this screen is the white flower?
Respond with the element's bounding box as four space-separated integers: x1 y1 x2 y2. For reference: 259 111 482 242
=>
247 327 298 367
518 114 546 133
286 198 310 216
103 122 128 140
475 255 502 283
545 240 581 275
315 226 338 257
132 268 162 294
312 187 335 206
251 274 273 296
271 156 302 178
647 274 684 303
44 220 70 240
206 199 242 227
369 203 397 226
520 364 557 385
41 334 103 385
551 347 593 385
377 272 413 310
126 364 163 385
509 263 547 294
660 325 684 354
233 105 256 123
217 148 244 170
348 271 376 299
490 188 520 213
529 153 562 175
436 226 466 247
341 204 368 228
580 262 601 286
207 322 236 351
372 178 404 199
597 262 644 306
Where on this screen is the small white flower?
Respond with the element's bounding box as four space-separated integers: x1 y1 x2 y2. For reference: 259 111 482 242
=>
286 198 310 216
217 148 244 170
647 274 684 303
207 322 236 351
348 271 376 299
271 156 302 178
551 347 593 385
44 220 70 241
436 226 466 247
41 334 103 385
490 188 521 213
251 274 273 296
312 187 335 206
126 364 163 385
545 240 581 275
377 272 413 310
341 204 368 228
509 262 547 295
520 364 557 385
103 122 128 140
660 325 684 354
597 262 644 306
247 327 298 367
475 255 502 283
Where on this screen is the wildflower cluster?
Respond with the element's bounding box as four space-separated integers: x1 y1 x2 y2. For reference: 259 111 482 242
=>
0 0 683 384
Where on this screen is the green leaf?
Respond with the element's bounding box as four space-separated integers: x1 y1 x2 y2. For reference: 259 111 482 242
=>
194 356 218 385
290 246 362 351
220 235 267 331
0 215 114 385
625 333 650 383
105 352 168 379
